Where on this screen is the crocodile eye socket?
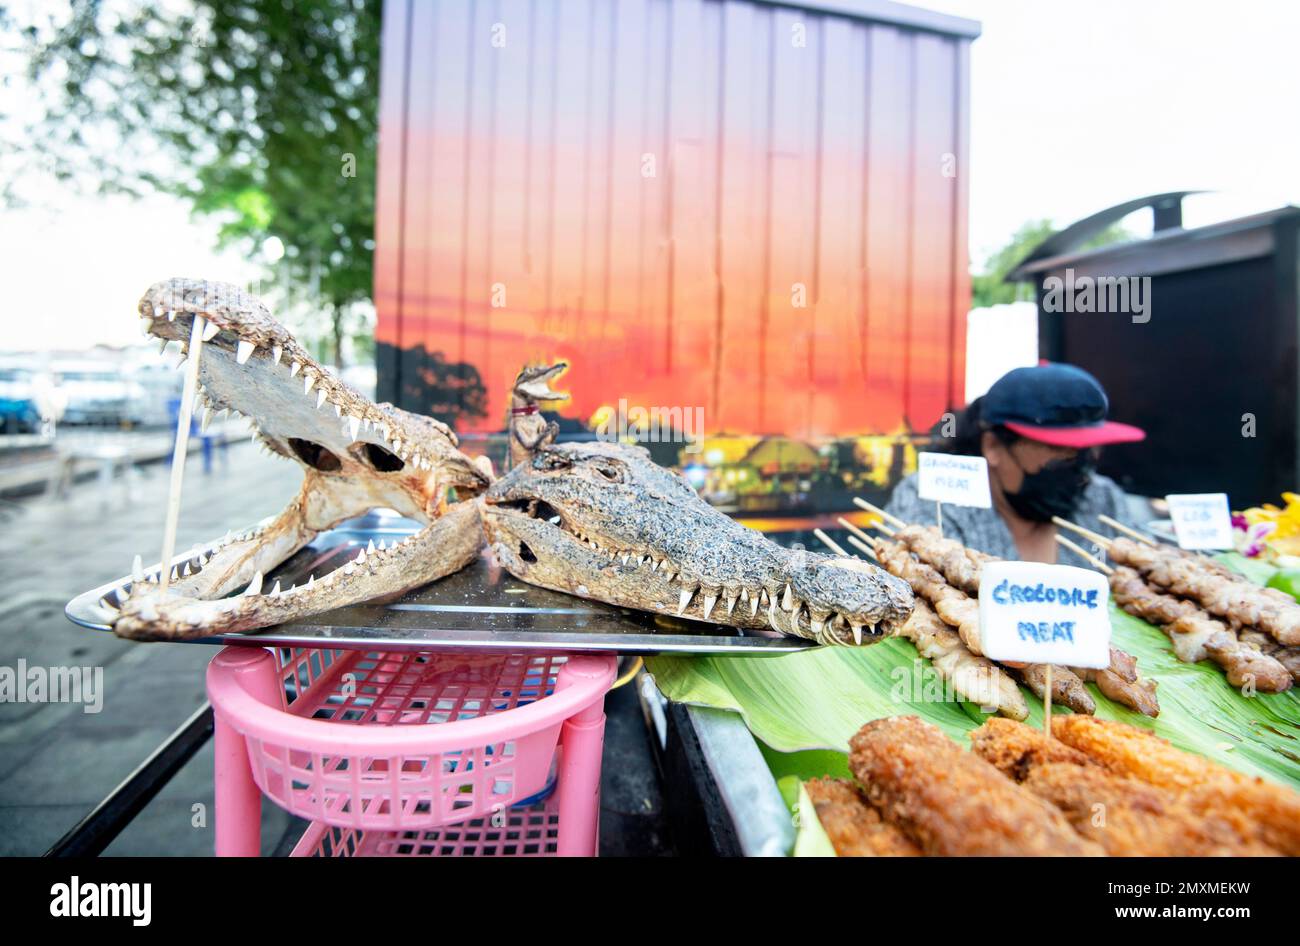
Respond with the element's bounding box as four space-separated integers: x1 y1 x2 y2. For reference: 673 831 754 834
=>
534 452 571 472
289 438 341 472
591 462 622 483
361 442 405 472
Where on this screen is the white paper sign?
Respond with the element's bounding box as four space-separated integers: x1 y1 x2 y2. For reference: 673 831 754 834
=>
1165 493 1233 550
977 561 1111 668
916 452 992 508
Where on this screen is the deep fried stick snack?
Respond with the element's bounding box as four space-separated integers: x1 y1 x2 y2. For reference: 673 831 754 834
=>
848 716 1103 856
1053 715 1300 855
971 719 1277 856
804 778 921 857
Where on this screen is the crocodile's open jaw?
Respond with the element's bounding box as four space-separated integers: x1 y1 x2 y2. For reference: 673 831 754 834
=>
481 442 914 645
106 278 490 640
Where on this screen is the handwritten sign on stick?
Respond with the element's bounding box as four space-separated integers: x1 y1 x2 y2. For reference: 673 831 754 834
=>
916 452 992 508
1166 493 1233 551
978 561 1111 669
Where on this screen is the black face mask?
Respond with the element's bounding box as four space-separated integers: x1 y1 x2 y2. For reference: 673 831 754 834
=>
1003 451 1094 523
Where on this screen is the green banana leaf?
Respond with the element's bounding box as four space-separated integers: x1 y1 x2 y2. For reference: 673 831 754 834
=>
647 603 1300 790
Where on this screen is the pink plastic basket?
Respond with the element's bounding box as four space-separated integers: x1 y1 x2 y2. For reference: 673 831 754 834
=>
290 794 562 857
207 646 615 855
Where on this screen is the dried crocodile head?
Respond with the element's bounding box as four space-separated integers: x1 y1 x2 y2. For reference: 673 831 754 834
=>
106 278 490 640
480 441 914 645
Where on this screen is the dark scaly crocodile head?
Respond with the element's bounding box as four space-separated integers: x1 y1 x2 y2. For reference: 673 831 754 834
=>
480 441 914 645
105 278 490 640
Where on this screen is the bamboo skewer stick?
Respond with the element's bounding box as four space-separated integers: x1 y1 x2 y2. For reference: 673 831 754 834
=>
836 516 876 549
1098 514 1157 546
1051 516 1112 548
814 528 851 558
846 534 878 559
1055 533 1114 575
852 496 906 529
159 316 207 591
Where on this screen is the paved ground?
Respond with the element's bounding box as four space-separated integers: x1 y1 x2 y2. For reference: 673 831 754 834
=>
0 438 670 856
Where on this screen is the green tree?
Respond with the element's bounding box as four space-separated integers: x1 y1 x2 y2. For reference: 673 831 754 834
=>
15 0 380 367
972 217 1134 309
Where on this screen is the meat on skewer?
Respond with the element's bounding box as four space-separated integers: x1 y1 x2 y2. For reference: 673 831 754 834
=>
874 538 1095 714
894 599 1029 721
1108 537 1300 645
1109 566 1292 693
1238 629 1300 683
892 525 1158 716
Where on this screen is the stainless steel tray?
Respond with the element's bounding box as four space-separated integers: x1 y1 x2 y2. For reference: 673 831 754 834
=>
65 511 816 656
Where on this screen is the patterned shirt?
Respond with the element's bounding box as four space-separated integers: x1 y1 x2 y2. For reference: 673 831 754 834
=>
884 470 1138 566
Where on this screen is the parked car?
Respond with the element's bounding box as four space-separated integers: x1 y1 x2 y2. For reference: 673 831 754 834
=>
52 361 147 426
0 367 41 433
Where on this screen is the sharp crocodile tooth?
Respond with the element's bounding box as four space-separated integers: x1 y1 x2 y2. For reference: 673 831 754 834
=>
244 571 263 596
677 587 696 615
768 600 782 632
304 374 316 395
810 615 825 638
139 318 153 336
761 589 770 606
169 566 178 581
270 580 281 596
334 403 342 418
316 389 328 409
367 539 376 554
702 594 718 619
307 575 315 588
344 561 355 575
201 320 221 342
392 439 402 453
201 407 213 433
158 339 169 355
272 344 283 365
290 360 302 377
167 309 177 321
782 583 794 611
348 415 361 440
236 339 256 364
621 552 630 565
749 594 760 617
355 547 366 564
182 562 191 578
132 555 144 582
851 624 864 646
725 593 738 616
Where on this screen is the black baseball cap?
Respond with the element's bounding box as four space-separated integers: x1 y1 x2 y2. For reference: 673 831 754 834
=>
981 363 1146 448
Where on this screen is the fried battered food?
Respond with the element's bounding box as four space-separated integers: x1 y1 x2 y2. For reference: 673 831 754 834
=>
970 718 1278 856
848 716 1104 856
1109 537 1300 645
894 599 1029 721
894 525 1159 716
1053 714 1300 855
1110 566 1292 692
803 778 921 857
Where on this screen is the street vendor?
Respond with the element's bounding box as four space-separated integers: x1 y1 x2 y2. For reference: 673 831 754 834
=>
885 363 1146 564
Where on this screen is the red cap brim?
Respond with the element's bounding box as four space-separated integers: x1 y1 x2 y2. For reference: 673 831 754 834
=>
1003 420 1146 448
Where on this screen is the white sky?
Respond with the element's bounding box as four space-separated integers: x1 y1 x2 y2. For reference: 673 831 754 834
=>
2 0 1298 351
